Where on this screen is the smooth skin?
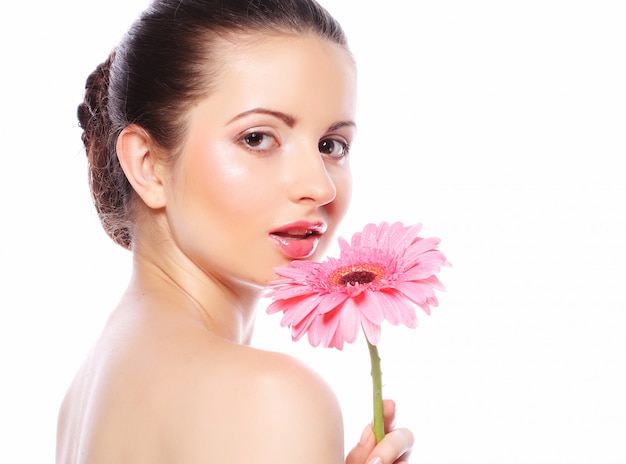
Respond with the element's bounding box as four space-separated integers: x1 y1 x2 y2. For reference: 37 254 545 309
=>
57 34 413 464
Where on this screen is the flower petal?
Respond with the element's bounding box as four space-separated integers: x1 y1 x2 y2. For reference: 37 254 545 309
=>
361 317 382 345
354 291 385 324
316 291 350 314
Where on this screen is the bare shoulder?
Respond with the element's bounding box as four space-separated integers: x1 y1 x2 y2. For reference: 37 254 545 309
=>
57 306 345 463
249 349 345 460
169 344 346 463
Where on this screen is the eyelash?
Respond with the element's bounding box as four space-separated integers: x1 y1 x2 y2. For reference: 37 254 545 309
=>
240 131 279 151
319 138 350 159
238 131 350 159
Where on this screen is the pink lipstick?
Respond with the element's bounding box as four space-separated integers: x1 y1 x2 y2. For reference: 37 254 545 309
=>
270 221 327 259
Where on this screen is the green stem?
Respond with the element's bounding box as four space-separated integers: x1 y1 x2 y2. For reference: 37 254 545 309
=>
367 340 384 443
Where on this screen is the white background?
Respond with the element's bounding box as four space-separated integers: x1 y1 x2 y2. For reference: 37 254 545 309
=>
1 0 625 462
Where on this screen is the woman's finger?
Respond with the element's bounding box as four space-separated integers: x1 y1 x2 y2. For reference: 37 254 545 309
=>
367 426 414 464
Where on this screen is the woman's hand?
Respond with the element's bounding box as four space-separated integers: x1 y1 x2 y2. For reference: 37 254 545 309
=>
346 399 414 464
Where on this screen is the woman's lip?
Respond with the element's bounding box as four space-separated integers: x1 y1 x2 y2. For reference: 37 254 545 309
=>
270 220 326 259
271 220 327 236
270 233 321 259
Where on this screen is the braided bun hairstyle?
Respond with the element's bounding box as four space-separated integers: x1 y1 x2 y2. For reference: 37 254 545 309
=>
77 0 348 249
78 51 135 248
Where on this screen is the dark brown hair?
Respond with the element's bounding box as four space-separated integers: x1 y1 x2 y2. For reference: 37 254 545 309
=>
77 0 348 249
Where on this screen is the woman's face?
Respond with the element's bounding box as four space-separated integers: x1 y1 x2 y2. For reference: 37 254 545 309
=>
163 34 357 287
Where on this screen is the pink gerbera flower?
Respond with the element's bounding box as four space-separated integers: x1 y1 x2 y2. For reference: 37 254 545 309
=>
266 221 449 350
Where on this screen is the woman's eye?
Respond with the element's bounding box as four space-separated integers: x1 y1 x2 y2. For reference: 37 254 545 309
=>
319 138 349 158
242 132 277 150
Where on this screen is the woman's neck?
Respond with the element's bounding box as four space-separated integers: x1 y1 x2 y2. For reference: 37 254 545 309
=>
125 247 262 345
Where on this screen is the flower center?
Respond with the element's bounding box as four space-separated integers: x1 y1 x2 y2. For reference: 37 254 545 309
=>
331 264 383 287
339 270 377 286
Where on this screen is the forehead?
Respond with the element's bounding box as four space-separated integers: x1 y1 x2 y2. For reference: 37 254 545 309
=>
204 33 357 117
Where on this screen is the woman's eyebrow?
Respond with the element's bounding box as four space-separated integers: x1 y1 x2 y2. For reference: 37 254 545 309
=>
328 120 357 132
227 108 356 135
227 108 297 127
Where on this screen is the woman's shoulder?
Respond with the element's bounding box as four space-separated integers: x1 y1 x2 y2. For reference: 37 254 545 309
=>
113 314 344 463
165 341 345 462
58 302 345 463
171 332 340 405
231 345 344 427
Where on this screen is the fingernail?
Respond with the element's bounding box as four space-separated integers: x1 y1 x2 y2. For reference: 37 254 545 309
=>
368 457 382 464
359 424 372 445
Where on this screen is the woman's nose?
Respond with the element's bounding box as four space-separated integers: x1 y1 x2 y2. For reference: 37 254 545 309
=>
285 143 337 206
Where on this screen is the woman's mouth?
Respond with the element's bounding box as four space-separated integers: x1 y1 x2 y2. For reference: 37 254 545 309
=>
270 221 326 259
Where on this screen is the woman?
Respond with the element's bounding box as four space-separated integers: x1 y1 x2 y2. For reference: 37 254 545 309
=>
57 0 414 462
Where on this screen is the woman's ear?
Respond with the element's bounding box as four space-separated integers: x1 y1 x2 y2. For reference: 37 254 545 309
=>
116 125 167 209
